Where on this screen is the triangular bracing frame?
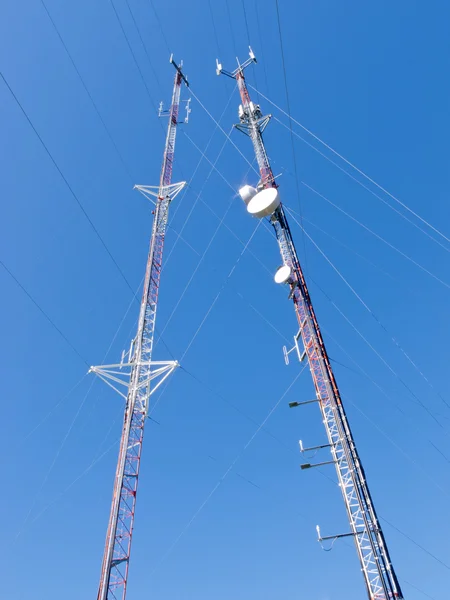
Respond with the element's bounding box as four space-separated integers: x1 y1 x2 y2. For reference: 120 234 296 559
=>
89 360 179 402
134 182 186 205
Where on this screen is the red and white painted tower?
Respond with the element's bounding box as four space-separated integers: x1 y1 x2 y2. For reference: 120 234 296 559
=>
217 49 403 600
90 56 189 600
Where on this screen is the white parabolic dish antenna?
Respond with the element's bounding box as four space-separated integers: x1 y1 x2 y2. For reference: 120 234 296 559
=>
274 264 292 284
247 187 280 218
239 184 257 205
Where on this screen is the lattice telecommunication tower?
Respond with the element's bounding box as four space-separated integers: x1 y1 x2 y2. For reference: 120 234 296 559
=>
216 49 403 600
90 56 189 600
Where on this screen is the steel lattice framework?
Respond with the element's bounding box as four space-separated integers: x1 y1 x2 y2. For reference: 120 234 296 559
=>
217 50 403 600
90 57 189 600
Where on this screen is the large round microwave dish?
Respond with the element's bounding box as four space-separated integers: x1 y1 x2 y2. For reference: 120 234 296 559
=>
274 264 292 284
247 187 280 218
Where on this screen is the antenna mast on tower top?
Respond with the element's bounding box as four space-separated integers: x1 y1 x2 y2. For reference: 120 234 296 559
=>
217 48 403 600
90 56 189 600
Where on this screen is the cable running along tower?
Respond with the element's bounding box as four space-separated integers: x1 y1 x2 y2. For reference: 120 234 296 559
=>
90 57 189 600
216 49 403 600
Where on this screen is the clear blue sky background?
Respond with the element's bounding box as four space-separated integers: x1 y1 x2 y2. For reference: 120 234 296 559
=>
1 1 449 599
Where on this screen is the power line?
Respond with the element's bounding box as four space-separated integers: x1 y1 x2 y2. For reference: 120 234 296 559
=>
156 127 263 350
38 0 187 342
272 115 450 255
149 219 262 417
254 0 269 93
157 130 256 344
158 198 234 340
136 2 257 182
38 0 208 368
147 218 299 442
273 0 308 267
179 220 261 362
265 213 450 480
161 113 236 275
208 0 221 57
234 211 450 489
239 0 260 104
10 135 441 586
39 0 135 182
124 0 164 97
189 87 258 175
108 0 163 124
15 375 97 540
307 213 450 413
146 0 171 55
196 193 273 277
182 129 240 191
0 259 89 367
13 269 148 538
381 517 450 571
30 435 120 527
181 369 295 456
167 223 200 256
172 354 450 581
0 71 139 302
30 378 299 532
302 182 450 290
286 217 445 429
31 416 270 530
225 0 237 58
162 150 292 349
13 9 444 588
287 206 450 414
302 214 419 299
30 352 449 590
344 381 449 497
168 88 236 220
22 0 203 360
182 133 449 452
178 135 450 486
298 369 450 572
251 84 450 248
241 0 251 43
123 0 229 208
234 290 290 343
402 578 438 600
329 328 450 463
160 147 291 349
30 401 126 531
309 289 450 496
149 365 307 576
20 374 88 445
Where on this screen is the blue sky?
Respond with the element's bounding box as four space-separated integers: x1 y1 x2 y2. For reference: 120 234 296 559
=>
1 1 449 598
